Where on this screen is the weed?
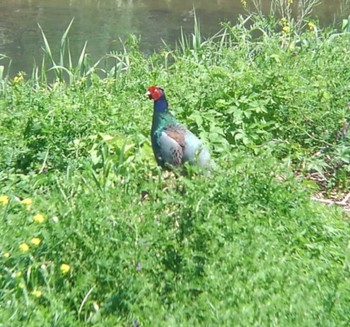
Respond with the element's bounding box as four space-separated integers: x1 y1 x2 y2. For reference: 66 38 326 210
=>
0 11 350 327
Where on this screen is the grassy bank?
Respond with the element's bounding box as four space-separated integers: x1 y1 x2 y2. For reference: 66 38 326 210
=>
1 15 350 326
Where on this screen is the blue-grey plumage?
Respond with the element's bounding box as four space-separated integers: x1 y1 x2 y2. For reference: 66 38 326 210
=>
146 86 213 170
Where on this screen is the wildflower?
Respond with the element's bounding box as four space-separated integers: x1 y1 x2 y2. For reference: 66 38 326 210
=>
52 216 59 223
282 25 291 34
31 237 42 246
280 17 288 24
33 213 45 223
21 198 32 206
13 73 24 84
3 252 10 258
21 198 32 208
0 195 9 205
19 243 29 252
241 0 247 8
60 263 71 274
308 22 315 31
31 290 42 298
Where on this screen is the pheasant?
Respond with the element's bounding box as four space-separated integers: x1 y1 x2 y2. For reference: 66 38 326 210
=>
146 86 212 170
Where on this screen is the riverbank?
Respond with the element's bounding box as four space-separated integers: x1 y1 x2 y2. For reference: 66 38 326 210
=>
0 15 350 326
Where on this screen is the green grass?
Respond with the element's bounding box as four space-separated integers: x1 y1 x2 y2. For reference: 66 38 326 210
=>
1 14 350 326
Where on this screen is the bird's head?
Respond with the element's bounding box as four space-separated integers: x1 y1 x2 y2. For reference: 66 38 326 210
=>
146 86 164 101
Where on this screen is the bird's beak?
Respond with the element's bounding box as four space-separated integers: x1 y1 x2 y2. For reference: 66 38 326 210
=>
145 90 152 99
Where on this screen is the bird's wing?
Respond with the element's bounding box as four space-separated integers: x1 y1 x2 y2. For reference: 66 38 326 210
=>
165 127 186 148
158 127 186 166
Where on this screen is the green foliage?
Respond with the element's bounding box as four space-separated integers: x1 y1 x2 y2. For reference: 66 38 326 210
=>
1 14 350 326
1 152 350 326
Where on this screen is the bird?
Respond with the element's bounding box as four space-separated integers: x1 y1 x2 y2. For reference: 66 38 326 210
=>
146 86 213 170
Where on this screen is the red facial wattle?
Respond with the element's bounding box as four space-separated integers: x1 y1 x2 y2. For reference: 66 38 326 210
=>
147 86 163 101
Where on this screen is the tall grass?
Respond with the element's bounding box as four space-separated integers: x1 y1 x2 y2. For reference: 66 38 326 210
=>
0 10 350 327
245 0 321 29
35 18 135 84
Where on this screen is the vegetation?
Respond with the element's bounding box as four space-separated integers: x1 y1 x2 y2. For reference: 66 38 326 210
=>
1 11 350 327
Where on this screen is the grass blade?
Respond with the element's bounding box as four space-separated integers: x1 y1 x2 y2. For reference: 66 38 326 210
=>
38 23 56 67
77 41 88 75
60 18 75 67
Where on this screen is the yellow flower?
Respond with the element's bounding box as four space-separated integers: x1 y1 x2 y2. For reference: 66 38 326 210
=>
31 237 42 246
31 290 42 298
241 0 247 8
282 25 291 34
280 17 288 24
60 263 71 274
308 22 315 30
13 73 24 84
33 213 45 223
21 198 32 206
0 195 9 205
19 243 29 252
3 252 10 258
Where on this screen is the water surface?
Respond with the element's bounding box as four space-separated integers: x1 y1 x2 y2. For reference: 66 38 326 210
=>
0 0 349 75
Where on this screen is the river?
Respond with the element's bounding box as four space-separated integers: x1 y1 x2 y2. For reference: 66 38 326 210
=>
0 0 349 76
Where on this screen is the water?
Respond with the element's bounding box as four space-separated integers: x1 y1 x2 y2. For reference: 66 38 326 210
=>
0 0 349 76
